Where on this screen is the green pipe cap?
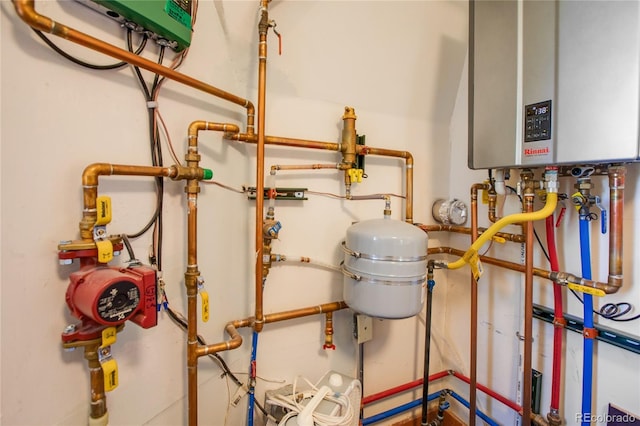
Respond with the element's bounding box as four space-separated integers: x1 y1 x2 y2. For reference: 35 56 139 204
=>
202 169 214 180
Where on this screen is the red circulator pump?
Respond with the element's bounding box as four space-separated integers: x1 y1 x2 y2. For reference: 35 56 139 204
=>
59 196 158 344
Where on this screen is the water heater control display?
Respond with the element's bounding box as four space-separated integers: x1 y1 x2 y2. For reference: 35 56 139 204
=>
524 100 552 142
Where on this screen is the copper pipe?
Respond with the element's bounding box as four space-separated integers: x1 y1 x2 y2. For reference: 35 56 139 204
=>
469 183 488 426
84 341 107 421
341 107 358 192
80 163 178 241
428 247 551 280
185 124 202 426
429 246 616 293
253 1 270 333
418 224 526 243
12 0 255 134
522 190 534 425
196 301 348 357
271 163 348 172
224 133 415 221
487 187 499 223
323 312 336 350
184 121 241 425
227 133 341 152
357 146 414 223
607 165 625 292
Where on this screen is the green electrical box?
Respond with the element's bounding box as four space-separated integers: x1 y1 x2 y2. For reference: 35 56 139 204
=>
76 0 192 51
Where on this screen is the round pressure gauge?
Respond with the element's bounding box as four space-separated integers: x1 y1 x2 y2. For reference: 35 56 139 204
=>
432 198 468 225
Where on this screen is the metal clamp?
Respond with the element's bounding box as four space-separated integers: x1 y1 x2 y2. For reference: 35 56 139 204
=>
340 241 427 262
340 263 425 286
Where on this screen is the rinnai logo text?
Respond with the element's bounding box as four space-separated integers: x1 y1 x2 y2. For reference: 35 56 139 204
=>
524 147 550 156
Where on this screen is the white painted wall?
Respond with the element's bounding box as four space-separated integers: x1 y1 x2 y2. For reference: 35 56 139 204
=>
6 2 636 425
0 1 467 425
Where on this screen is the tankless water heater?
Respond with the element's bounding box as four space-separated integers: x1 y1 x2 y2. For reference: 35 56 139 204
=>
469 0 640 169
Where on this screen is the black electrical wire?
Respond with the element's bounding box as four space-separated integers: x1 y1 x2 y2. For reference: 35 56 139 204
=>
32 28 147 70
164 304 270 416
124 32 166 272
119 234 137 262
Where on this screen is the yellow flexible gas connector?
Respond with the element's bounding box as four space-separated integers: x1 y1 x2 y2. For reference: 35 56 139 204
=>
447 186 558 273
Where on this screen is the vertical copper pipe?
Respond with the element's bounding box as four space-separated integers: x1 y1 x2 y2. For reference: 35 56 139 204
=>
183 121 241 424
80 164 177 241
341 107 357 193
12 0 255 134
607 166 625 291
469 183 488 425
254 1 270 333
322 312 335 350
522 190 534 425
185 124 202 426
84 341 107 421
358 146 414 223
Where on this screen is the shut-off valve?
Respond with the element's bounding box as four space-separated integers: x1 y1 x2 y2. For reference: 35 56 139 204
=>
59 196 158 345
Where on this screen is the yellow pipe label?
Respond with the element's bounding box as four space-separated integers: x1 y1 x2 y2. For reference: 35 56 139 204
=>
465 250 484 281
101 359 118 392
567 283 605 297
95 196 112 226
101 327 117 347
200 290 209 322
95 240 113 263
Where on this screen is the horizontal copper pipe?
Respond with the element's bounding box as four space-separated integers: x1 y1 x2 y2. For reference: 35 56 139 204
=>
429 246 552 280
271 163 348 171
188 121 240 139
226 133 415 222
418 224 526 243
196 301 347 358
80 163 178 240
226 132 340 152
428 246 617 293
12 0 255 134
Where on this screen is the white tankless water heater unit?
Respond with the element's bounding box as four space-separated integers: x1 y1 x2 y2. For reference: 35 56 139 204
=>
469 0 640 169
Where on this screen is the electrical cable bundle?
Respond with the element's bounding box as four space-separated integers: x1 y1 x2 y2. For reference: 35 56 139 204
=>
267 376 355 426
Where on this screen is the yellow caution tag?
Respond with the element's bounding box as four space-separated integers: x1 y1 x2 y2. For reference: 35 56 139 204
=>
95 239 113 263
355 169 363 183
482 181 489 204
101 358 119 392
567 283 605 297
462 248 477 264
571 192 584 212
466 250 484 281
95 196 112 226
101 327 117 347
492 236 506 244
200 289 209 322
